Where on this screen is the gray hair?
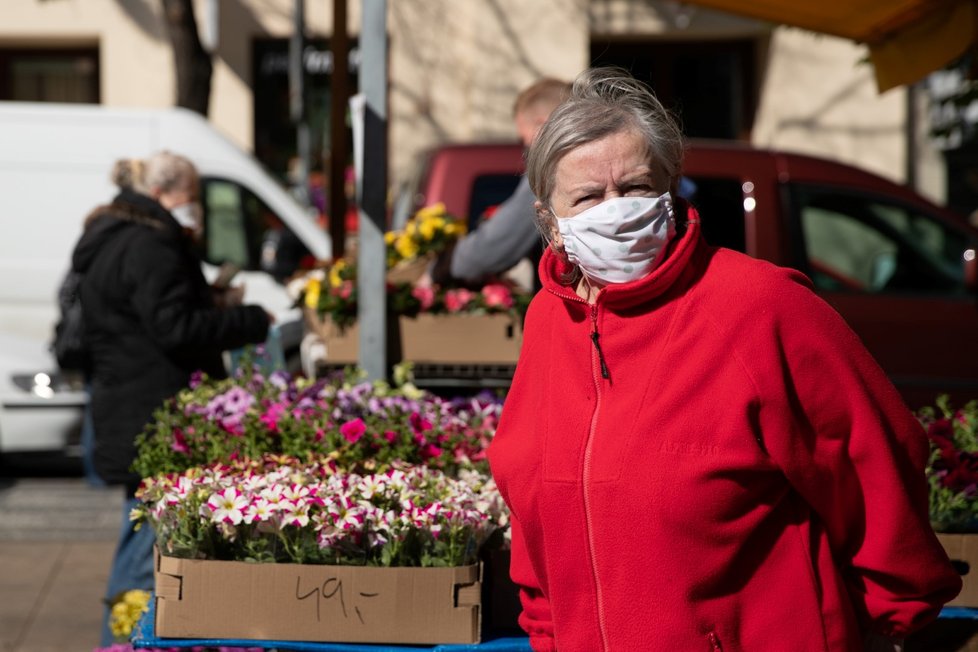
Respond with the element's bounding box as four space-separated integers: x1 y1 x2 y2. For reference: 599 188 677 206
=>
143 150 198 194
527 67 685 229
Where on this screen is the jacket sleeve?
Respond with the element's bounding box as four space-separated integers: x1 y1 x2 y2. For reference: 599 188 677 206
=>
125 235 269 353
509 512 557 651
449 176 540 283
746 270 961 638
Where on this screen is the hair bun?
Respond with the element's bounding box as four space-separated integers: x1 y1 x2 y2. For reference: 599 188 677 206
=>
111 158 145 189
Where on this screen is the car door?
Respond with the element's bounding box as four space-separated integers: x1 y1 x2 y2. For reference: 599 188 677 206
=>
786 183 978 408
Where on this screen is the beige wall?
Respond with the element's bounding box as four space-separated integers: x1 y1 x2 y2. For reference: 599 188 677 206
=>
752 29 907 184
2 0 942 199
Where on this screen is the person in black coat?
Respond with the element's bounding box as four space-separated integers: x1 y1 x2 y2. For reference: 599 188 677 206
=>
72 151 270 645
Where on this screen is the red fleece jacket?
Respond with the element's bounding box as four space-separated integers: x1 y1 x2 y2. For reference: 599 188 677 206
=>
488 212 961 652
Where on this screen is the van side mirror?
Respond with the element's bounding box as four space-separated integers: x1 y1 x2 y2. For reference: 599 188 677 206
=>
966 248 978 293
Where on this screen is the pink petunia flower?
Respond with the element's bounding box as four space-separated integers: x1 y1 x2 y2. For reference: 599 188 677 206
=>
171 428 189 454
339 418 367 443
481 283 514 309
259 403 286 433
409 412 432 433
444 288 474 313
411 285 435 310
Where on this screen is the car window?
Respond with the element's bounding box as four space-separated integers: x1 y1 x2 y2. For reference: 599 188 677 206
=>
202 179 253 268
790 185 969 295
468 173 522 230
201 177 309 278
683 176 747 252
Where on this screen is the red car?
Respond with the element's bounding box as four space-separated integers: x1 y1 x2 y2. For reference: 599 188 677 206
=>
405 140 978 408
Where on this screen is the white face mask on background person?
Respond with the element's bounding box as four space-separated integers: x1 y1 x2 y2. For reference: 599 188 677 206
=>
555 193 676 285
170 202 203 234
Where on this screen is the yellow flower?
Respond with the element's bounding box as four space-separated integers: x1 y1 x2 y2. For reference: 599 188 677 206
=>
304 278 321 308
109 589 151 640
418 219 437 241
395 234 420 259
415 202 446 221
444 222 467 237
328 260 347 288
384 231 396 245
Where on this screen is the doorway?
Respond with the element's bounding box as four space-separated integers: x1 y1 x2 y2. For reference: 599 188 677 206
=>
589 38 758 140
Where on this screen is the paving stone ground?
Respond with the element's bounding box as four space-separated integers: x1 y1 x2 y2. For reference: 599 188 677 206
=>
0 470 120 652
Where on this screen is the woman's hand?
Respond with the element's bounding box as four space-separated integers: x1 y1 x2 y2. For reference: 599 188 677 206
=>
212 284 245 309
864 634 904 652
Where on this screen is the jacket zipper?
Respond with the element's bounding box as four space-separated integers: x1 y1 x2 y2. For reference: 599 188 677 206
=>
708 631 723 651
584 302 610 650
590 305 610 379
547 287 611 649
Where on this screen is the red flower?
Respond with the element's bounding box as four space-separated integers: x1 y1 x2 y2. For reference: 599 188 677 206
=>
339 418 366 444
444 288 474 313
410 412 432 433
171 428 189 455
412 285 435 310
481 283 514 309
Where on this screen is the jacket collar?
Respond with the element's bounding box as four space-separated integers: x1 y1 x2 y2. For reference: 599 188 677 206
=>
539 202 704 311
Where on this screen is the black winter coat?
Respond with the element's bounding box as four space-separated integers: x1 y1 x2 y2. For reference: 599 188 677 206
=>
71 190 269 489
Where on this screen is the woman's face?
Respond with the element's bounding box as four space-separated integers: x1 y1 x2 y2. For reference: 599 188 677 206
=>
547 128 669 242
155 173 200 211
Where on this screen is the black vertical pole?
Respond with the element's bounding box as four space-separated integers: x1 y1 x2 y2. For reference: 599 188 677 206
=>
290 0 310 206
330 0 350 259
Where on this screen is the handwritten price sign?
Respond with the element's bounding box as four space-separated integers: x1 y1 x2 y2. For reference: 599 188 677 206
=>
295 575 380 625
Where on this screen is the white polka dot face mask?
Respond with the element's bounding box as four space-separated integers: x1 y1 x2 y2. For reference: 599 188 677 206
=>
555 193 676 285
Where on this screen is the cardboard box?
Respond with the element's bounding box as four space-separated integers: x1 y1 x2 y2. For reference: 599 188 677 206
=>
305 311 522 369
303 307 360 365
400 314 522 365
937 533 978 607
154 550 482 645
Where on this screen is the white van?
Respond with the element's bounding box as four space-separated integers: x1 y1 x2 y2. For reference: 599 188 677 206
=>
0 102 331 455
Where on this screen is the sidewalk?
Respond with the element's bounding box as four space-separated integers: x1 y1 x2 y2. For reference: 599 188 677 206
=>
0 476 121 652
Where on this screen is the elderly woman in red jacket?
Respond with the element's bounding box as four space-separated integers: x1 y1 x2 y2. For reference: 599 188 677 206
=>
487 67 961 652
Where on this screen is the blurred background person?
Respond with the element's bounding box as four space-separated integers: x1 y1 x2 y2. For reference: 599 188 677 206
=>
431 78 571 292
71 151 271 645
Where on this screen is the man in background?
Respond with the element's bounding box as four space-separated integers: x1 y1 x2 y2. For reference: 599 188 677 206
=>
433 78 571 292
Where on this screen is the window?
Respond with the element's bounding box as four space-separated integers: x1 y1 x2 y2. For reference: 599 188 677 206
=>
203 179 256 269
0 48 99 103
468 173 522 229
252 38 360 182
790 186 970 295
201 177 310 280
589 39 757 140
683 176 747 252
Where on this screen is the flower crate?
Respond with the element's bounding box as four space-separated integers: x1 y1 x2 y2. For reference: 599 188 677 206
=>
936 533 978 607
304 310 523 367
302 306 360 365
400 313 522 365
153 548 482 645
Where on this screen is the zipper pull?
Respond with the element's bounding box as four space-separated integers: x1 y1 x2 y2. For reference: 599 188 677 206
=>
590 306 610 379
